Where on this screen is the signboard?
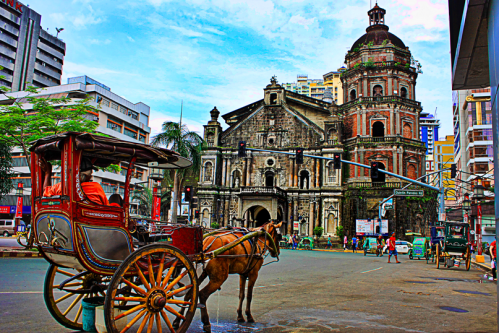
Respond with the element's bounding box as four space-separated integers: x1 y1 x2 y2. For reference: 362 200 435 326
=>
439 213 446 221
463 213 468 224
15 196 23 219
293 221 299 231
356 219 388 235
152 187 160 221
394 190 424 197
0 206 11 214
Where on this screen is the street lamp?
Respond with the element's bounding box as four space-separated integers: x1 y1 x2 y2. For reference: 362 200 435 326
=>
474 184 485 199
474 183 485 255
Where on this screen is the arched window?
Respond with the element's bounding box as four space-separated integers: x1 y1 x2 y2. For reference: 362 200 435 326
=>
270 93 278 105
327 162 336 183
204 162 213 182
407 164 417 179
373 162 386 183
403 123 412 139
401 87 408 98
206 133 215 147
328 128 338 145
202 209 210 228
373 85 383 97
372 121 385 137
300 170 310 189
232 170 241 188
350 89 357 101
265 171 274 187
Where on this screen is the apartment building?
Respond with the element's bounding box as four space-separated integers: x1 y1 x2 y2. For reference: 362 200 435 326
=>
434 135 456 204
0 76 151 217
0 1 65 91
419 112 440 155
283 67 345 104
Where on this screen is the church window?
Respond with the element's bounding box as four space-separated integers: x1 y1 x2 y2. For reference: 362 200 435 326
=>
372 121 385 137
407 164 417 179
265 171 274 187
300 170 310 189
206 133 215 147
328 128 338 144
373 85 383 97
266 158 274 167
401 87 408 98
350 89 357 101
373 162 386 183
270 93 278 105
232 170 241 188
327 162 336 183
268 137 275 145
204 162 213 182
403 123 412 139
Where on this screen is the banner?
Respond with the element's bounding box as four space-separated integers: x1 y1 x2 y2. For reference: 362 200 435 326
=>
153 196 161 221
293 221 299 231
15 196 23 219
355 219 388 235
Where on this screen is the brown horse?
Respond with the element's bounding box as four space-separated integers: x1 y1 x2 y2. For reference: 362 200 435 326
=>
193 221 281 332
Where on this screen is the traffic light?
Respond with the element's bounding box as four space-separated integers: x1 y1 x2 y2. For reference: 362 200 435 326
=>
184 186 193 202
195 210 200 217
450 164 456 178
296 148 304 164
333 153 341 169
238 141 246 158
370 161 379 180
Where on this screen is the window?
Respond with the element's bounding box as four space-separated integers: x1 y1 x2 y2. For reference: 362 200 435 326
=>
401 87 408 98
372 121 384 137
138 135 146 143
270 93 278 104
111 102 119 111
120 106 128 115
107 121 122 132
265 171 274 187
124 128 137 139
350 89 356 101
403 123 412 138
206 133 215 147
101 99 110 107
373 85 383 97
96 95 102 103
128 110 139 120
328 162 336 183
204 162 213 182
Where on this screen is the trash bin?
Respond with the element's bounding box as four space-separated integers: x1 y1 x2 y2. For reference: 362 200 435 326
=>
82 297 105 332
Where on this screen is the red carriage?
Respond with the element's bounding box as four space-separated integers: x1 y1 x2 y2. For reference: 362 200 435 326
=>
30 132 204 332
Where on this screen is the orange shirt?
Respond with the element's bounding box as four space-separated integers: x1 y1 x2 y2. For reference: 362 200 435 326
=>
43 182 110 206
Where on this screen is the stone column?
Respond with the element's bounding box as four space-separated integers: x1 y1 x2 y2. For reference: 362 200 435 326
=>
289 158 293 187
227 157 232 188
354 150 358 178
309 200 314 236
357 111 361 136
316 160 320 187
221 157 227 186
294 160 299 187
363 77 368 97
393 146 398 175
390 109 394 135
242 158 248 186
362 109 367 136
246 157 251 186
360 151 365 178
396 111 400 134
225 196 230 226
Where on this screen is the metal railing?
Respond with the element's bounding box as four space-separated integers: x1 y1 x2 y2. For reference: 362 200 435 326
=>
339 95 421 109
239 186 287 197
344 136 425 147
348 182 410 189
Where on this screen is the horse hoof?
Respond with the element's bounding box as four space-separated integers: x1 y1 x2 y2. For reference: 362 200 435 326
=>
247 317 255 323
203 324 212 332
237 317 246 322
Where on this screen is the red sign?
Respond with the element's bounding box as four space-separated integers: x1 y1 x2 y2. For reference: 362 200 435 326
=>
152 187 160 221
0 206 10 214
3 0 23 13
15 196 23 219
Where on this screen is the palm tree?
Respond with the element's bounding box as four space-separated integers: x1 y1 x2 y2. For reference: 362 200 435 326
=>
151 121 204 223
131 187 153 217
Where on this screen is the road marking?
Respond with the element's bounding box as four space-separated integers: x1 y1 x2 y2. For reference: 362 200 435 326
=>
360 267 383 274
0 291 43 294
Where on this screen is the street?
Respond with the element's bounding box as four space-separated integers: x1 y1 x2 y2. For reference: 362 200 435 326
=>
0 236 22 248
0 249 496 332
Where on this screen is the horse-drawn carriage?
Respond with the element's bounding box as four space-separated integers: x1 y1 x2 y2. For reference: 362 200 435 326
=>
435 221 471 270
30 133 281 333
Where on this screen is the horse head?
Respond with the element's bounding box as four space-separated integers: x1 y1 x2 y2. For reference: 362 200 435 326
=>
263 221 282 257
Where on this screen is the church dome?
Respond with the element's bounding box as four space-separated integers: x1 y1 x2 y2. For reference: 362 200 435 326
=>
350 4 406 51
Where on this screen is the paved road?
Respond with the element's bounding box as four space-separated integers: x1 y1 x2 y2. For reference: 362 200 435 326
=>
0 250 496 332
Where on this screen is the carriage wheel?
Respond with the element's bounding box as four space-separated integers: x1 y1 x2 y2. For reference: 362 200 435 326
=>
44 264 107 330
104 244 198 333
465 246 471 271
435 244 440 269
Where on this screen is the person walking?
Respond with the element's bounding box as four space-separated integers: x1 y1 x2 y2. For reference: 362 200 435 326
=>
292 233 298 250
326 236 332 249
387 232 400 263
343 235 348 250
377 235 384 257
490 239 496 280
352 236 357 253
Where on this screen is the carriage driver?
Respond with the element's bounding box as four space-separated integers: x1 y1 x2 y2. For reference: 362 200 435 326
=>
40 156 111 206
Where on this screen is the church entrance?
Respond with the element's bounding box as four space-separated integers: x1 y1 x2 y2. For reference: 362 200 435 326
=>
255 209 271 227
374 162 386 183
245 205 272 228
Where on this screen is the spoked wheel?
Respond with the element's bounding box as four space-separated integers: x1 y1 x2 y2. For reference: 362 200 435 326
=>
465 246 471 271
105 244 199 333
435 244 440 269
44 264 108 330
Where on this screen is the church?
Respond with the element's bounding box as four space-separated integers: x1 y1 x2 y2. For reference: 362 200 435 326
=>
196 5 429 237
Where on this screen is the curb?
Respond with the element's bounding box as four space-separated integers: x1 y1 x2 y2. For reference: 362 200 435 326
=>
0 250 42 258
472 260 492 272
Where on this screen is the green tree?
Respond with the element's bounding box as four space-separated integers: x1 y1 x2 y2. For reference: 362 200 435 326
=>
0 85 100 171
336 225 345 240
0 142 14 201
313 226 324 238
151 121 204 223
131 187 153 217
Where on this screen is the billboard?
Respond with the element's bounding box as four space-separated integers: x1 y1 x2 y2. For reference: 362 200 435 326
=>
355 219 388 235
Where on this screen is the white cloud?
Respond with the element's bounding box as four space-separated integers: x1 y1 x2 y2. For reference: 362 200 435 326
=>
89 38 111 45
127 36 135 42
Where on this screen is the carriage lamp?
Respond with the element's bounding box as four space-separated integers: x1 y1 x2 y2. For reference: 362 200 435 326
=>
149 167 164 181
473 184 485 200
16 182 23 196
462 198 471 211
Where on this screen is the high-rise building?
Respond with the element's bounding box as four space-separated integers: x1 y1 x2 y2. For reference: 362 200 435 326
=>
419 112 440 155
0 76 152 220
283 67 345 104
434 135 456 204
0 1 65 91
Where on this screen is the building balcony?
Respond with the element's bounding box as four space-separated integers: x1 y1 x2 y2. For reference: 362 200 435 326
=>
0 8 21 25
37 40 65 60
238 186 287 198
0 57 15 71
33 73 58 87
347 181 410 189
344 135 426 147
0 32 17 48
339 95 421 109
34 62 61 81
36 52 63 71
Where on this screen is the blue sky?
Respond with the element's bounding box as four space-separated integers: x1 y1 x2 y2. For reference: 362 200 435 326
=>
29 0 452 138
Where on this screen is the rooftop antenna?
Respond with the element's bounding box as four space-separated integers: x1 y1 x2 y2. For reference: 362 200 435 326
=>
435 107 437 118
55 27 64 38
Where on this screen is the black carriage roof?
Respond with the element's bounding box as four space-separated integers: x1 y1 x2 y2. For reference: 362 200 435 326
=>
29 132 192 169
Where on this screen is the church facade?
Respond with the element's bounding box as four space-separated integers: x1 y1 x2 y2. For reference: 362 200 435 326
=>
196 5 429 237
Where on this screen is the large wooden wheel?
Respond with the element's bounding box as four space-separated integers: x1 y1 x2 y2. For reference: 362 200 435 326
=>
465 245 471 271
44 264 107 330
104 244 198 333
435 244 440 269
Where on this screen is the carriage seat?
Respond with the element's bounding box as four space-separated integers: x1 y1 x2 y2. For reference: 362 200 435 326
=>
43 182 111 206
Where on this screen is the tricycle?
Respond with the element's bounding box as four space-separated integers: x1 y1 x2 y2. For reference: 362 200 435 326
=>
408 237 430 260
435 221 471 270
363 237 380 256
298 236 314 250
30 133 281 333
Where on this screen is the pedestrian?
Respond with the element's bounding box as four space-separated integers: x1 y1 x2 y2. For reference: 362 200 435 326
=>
287 234 293 249
292 233 298 250
352 236 357 253
377 235 384 257
490 239 496 280
343 235 348 250
387 232 400 263
326 236 332 249
470 242 474 254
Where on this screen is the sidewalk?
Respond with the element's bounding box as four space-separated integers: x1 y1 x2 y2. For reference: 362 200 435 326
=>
471 253 492 272
0 247 42 258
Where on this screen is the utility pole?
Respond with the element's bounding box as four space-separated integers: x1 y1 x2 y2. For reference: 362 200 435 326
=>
439 162 445 221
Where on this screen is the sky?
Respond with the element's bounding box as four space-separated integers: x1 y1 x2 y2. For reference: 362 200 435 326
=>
28 0 452 138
